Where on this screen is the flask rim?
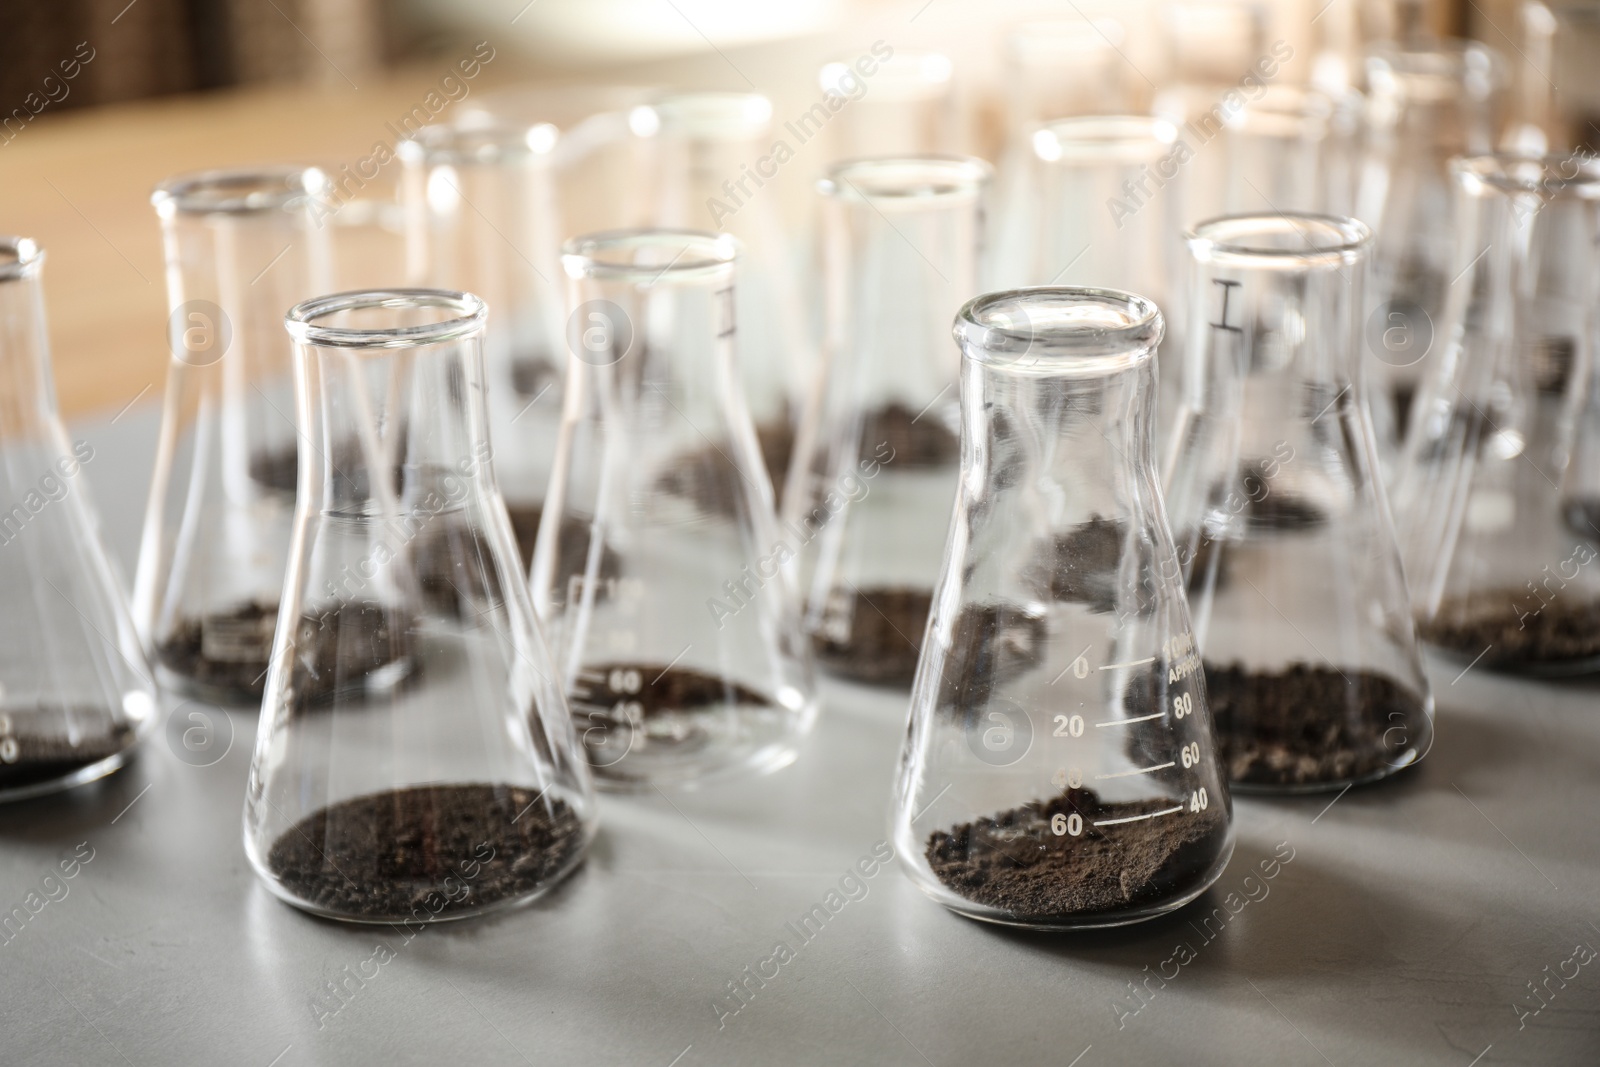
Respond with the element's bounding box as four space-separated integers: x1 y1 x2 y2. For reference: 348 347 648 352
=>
1185 213 1370 266
562 229 737 282
955 286 1163 368
647 91 773 140
1364 38 1505 101
284 288 487 349
1453 153 1600 199
0 237 44 282
152 166 331 217
819 49 953 101
818 156 991 204
396 120 560 164
1033 115 1178 164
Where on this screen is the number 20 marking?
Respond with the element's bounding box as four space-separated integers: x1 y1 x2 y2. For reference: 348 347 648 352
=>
1053 714 1085 737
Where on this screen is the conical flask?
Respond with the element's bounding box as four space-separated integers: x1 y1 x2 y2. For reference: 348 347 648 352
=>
399 121 565 571
134 167 333 705
1358 40 1506 470
647 93 812 494
244 289 594 923
0 238 155 801
995 117 1188 441
785 158 987 689
534 230 816 789
817 49 957 161
1398 154 1600 675
1164 214 1433 791
892 288 1233 930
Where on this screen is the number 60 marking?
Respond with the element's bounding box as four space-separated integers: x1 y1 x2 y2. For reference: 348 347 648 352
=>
1050 812 1083 837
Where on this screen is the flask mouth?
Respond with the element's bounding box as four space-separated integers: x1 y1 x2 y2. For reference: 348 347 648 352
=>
818 157 991 204
562 229 737 282
285 289 487 349
1032 115 1178 165
955 286 1163 372
1453 153 1600 200
396 120 560 164
1365 39 1504 103
0 237 44 282
820 50 952 101
152 166 332 217
1185 213 1370 269
1222 85 1333 139
647 92 773 140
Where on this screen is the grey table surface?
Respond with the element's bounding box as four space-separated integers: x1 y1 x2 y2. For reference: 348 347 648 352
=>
2 403 1597 1067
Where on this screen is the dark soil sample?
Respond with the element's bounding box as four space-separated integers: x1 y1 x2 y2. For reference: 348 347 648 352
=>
1414 405 1505 463
1027 516 1124 612
248 441 400 502
936 603 1048 716
503 505 623 581
508 350 560 399
1237 462 1325 531
267 783 585 920
156 602 280 703
860 402 959 469
812 586 930 687
568 664 772 766
160 602 416 705
0 707 136 792
1418 594 1600 670
1390 382 1417 443
290 603 418 706
1566 499 1600 540
249 447 299 495
1203 661 1426 787
925 786 1227 920
1532 335 1575 396
656 418 796 516
1181 530 1231 593
757 420 796 499
810 588 1046 694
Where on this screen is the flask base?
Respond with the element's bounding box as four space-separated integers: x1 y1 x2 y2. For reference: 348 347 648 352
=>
0 705 143 803
913 786 1233 930
252 782 590 924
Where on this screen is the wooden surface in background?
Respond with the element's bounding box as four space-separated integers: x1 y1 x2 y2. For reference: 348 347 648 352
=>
0 65 531 418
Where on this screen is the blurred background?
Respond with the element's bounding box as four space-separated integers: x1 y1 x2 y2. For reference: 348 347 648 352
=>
0 0 1592 416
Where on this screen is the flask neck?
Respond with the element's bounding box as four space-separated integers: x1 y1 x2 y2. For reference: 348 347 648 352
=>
0 264 58 437
1182 240 1367 417
295 315 494 519
820 160 986 408
963 355 1160 500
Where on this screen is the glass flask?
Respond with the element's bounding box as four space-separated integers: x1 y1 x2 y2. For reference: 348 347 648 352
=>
459 83 659 237
0 238 155 801
817 49 957 161
1398 155 1600 675
1164 214 1433 791
891 288 1233 931
534 231 815 789
647 92 811 494
319 164 411 292
134 167 333 705
786 158 988 689
399 121 564 572
990 16 1134 287
996 117 1188 439
1217 87 1337 216
1358 40 1506 469
244 289 594 924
